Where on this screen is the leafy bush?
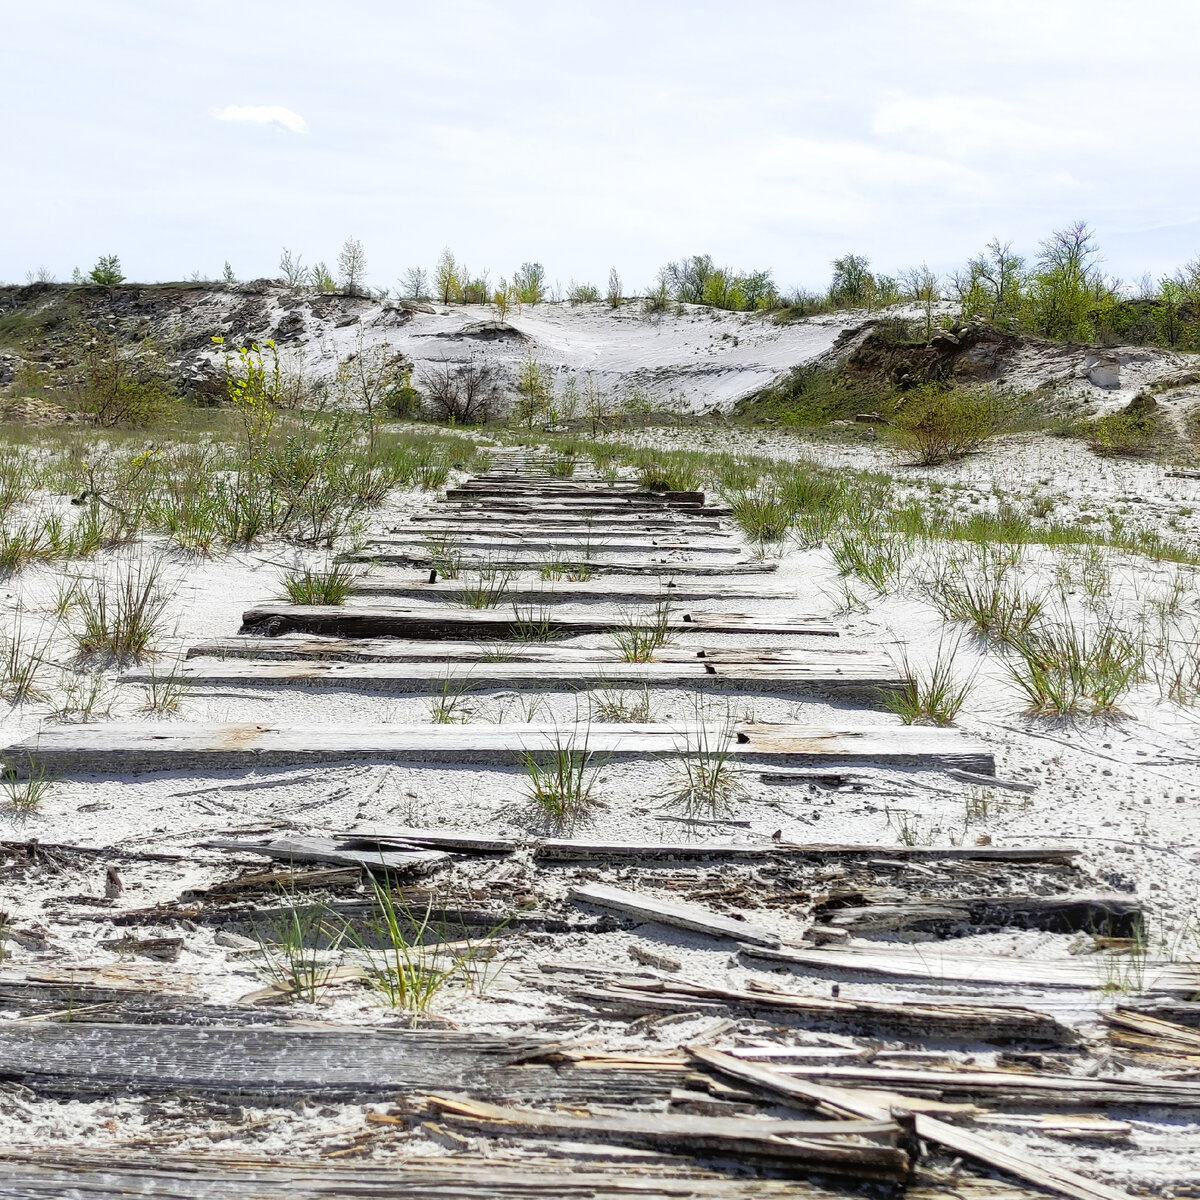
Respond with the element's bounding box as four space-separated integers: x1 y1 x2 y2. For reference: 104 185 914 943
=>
76 333 175 427
568 281 600 304
512 262 547 304
421 361 500 424
891 386 1004 465
1088 397 1159 457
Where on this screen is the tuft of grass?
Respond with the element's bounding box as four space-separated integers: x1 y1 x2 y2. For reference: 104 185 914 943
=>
544 453 577 478
830 525 903 593
279 562 362 606
354 876 467 1017
509 604 559 642
70 559 170 663
928 557 1045 643
610 596 673 662
139 665 185 716
1004 618 1144 715
2 765 53 813
636 458 703 493
884 637 974 726
520 724 603 826
256 893 346 1005
458 564 511 609
665 720 745 818
423 533 462 579
1 618 53 704
725 483 794 550
541 558 595 582
590 683 653 723
430 675 472 724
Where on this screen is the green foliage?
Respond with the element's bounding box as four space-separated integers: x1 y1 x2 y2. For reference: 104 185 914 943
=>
884 638 974 725
88 255 124 286
520 725 602 826
736 364 891 427
279 562 361 605
512 352 554 429
1088 398 1160 457
891 386 1007 465
77 332 175 427
71 558 170 663
568 281 600 304
311 261 336 291
661 254 777 311
512 261 547 304
610 597 674 662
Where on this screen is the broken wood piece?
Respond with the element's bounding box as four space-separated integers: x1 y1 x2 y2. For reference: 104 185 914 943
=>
425 1093 910 1182
739 942 1200 994
689 1049 1136 1200
202 836 448 876
97 936 183 963
945 768 1037 793
569 883 782 948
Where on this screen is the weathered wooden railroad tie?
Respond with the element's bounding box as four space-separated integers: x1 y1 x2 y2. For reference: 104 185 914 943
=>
237 603 837 639
0 720 994 774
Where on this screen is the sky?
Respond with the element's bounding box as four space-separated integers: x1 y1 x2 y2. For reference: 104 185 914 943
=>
4 0 1200 293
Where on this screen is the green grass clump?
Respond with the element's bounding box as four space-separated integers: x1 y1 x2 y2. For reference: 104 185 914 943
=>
521 725 603 826
279 562 362 605
884 638 974 726
610 597 673 662
71 559 170 663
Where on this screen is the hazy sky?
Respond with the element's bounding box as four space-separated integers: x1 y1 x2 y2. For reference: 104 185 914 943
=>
5 1 1199 292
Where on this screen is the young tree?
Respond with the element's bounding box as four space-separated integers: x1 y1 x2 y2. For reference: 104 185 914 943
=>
606 266 622 308
434 248 461 304
25 266 54 284
512 351 553 428
400 266 429 300
335 329 415 436
223 261 236 284
582 374 613 434
338 237 368 295
1026 221 1105 341
492 278 511 321
512 262 546 304
828 254 873 308
898 263 942 340
88 254 124 286
311 261 336 291
279 247 309 287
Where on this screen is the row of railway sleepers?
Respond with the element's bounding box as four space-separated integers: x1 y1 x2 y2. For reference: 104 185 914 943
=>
0 455 1174 1199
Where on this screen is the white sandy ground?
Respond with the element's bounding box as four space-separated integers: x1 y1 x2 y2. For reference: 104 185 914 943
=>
4 416 1200 1180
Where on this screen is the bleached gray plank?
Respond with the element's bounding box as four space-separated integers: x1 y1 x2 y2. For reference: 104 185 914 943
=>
123 656 898 694
1 721 994 775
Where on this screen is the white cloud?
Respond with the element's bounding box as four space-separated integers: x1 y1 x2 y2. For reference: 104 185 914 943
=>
210 104 307 134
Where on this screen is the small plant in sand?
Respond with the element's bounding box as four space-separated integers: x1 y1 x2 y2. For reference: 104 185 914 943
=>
829 525 903 594
509 603 559 642
46 669 113 723
423 533 462 579
430 675 472 724
279 562 362 606
540 558 596 582
256 893 346 1004
636 458 703 493
520 724 603 826
1 619 53 704
1004 617 1144 715
590 682 653 723
458 564 511 609
891 386 1004 466
611 596 674 662
2 765 53 814
884 636 975 726
665 715 745 818
70 559 170 663
928 556 1045 643
544 453 578 478
139 666 186 716
725 483 794 550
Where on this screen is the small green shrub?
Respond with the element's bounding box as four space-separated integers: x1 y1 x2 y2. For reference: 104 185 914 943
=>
891 387 1004 465
1088 399 1159 457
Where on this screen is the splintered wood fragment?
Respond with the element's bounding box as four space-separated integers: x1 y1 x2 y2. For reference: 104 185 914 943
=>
122 655 900 694
97 936 184 963
739 943 1200 994
689 1049 1135 1200
813 893 1142 936
238 603 836 639
1 722 994 775
574 977 1069 1042
425 1094 909 1181
202 836 448 876
345 827 516 854
569 883 782 948
1103 1009 1200 1052
945 768 1037 793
